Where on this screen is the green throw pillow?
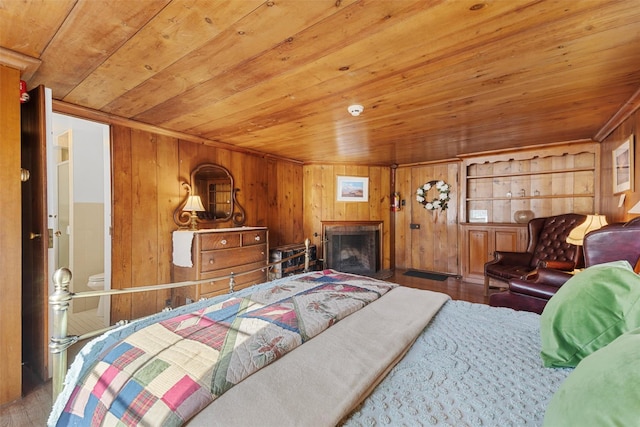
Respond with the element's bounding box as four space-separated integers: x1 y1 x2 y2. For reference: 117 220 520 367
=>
540 260 640 368
543 327 640 426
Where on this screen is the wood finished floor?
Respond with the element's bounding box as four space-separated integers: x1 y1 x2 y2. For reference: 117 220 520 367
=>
0 269 493 427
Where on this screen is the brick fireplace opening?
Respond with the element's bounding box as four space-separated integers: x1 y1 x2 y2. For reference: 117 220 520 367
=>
322 221 382 276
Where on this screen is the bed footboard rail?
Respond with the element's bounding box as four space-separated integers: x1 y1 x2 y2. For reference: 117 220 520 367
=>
49 239 312 399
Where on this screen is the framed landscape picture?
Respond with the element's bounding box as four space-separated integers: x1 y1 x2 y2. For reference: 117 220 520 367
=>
613 135 634 194
336 176 369 202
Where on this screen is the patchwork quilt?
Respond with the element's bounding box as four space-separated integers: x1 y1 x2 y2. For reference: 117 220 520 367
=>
55 270 395 426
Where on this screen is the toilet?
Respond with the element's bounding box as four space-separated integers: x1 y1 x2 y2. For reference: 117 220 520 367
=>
87 273 105 317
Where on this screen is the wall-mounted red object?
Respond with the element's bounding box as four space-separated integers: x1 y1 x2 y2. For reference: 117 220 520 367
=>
20 80 30 103
391 192 401 212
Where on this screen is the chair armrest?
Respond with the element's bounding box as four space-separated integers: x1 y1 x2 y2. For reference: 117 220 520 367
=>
491 251 533 265
538 260 575 271
527 268 573 287
508 278 562 300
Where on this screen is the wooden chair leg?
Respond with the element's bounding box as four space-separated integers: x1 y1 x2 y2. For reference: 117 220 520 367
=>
484 276 490 296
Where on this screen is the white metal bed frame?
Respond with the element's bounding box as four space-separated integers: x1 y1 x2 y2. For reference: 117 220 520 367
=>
48 239 312 400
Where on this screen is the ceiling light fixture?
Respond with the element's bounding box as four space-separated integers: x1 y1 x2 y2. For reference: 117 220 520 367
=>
348 104 364 116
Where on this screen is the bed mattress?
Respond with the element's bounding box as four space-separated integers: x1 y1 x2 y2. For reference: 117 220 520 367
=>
344 301 572 426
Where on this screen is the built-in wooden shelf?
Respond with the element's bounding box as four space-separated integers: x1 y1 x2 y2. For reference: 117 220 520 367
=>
466 166 595 180
467 194 595 202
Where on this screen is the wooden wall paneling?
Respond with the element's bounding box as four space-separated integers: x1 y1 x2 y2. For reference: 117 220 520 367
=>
370 166 392 267
275 160 295 244
411 165 427 269
430 165 447 273
0 64 22 404
409 165 428 269
110 125 133 323
266 159 280 245
368 166 383 221
431 162 458 274
275 159 292 246
302 165 324 253
430 164 448 272
213 148 232 174
394 166 412 269
229 150 249 223
176 140 195 200
154 133 179 312
383 166 392 268
334 165 348 220
599 109 639 222
352 165 371 220
264 156 281 242
445 162 460 274
130 129 160 319
321 165 334 226
257 156 272 230
282 161 304 245
292 163 304 243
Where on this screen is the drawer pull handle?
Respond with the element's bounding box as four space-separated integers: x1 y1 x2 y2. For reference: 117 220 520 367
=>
209 258 214 264
221 239 227 245
254 235 261 241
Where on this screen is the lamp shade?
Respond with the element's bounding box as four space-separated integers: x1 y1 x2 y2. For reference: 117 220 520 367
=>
629 201 640 214
183 195 205 212
566 214 608 246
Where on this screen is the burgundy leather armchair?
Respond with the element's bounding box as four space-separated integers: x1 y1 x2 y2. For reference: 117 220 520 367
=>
490 217 640 314
483 213 587 296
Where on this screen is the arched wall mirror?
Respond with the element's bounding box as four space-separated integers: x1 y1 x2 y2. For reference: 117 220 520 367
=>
173 163 246 229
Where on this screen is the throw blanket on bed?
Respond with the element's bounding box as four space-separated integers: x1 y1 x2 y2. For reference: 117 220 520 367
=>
56 270 395 426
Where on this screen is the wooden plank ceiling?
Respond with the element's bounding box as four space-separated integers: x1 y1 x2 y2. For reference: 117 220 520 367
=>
2 0 640 165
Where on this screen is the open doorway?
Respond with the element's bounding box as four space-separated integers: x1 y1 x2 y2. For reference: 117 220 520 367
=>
49 114 111 335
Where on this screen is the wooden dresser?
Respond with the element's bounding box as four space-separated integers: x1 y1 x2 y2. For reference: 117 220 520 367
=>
171 227 268 305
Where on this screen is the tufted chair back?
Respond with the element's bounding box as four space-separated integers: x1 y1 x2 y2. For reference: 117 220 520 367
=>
527 214 587 268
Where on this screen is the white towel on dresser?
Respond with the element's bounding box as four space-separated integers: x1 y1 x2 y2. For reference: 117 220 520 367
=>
172 231 195 267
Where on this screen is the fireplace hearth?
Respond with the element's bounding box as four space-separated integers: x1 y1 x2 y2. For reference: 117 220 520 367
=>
323 221 382 276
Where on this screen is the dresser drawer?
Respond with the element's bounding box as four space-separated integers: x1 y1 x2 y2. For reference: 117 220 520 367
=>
199 233 240 250
241 230 267 246
199 260 267 294
199 244 267 273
